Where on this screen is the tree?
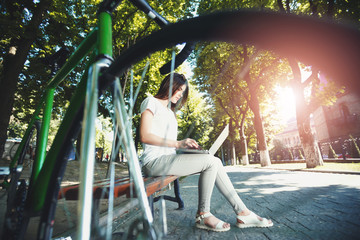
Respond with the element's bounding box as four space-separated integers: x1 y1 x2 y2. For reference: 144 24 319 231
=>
218 96 250 165
0 0 193 158
0 0 100 158
196 0 357 168
276 0 359 168
288 60 325 167
193 42 288 167
95 115 113 160
1 0 51 158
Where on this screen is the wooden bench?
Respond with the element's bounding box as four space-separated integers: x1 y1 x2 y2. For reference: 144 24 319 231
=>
58 175 185 216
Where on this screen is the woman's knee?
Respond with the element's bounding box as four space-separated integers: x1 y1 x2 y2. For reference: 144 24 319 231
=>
205 155 223 168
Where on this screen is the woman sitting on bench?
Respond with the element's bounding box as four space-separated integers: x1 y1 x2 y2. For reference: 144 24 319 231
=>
139 73 273 232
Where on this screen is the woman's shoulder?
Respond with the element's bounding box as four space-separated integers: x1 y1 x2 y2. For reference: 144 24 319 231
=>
140 96 157 113
141 96 155 105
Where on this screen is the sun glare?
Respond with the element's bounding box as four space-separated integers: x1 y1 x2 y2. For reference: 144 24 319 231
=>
274 86 296 123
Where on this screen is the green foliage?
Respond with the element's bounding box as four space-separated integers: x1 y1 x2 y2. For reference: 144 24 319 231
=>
2 0 192 145
47 116 62 150
177 82 213 147
4 0 359 158
2 0 99 124
7 116 28 139
95 115 113 156
192 0 359 159
192 41 289 153
197 0 277 15
270 139 286 160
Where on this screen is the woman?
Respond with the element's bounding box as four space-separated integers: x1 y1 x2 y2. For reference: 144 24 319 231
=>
140 73 273 232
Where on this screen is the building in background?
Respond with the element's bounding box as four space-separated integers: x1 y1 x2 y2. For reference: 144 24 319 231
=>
313 90 360 158
274 90 360 160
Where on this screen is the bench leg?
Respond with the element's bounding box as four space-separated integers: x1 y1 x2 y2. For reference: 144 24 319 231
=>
153 179 184 210
148 195 155 216
173 179 184 210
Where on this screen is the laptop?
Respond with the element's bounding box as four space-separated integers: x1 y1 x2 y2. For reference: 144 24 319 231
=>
176 124 229 155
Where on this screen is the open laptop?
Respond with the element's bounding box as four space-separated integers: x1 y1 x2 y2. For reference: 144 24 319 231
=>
176 124 229 155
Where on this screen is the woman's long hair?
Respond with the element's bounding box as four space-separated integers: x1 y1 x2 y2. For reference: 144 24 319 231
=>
154 73 189 111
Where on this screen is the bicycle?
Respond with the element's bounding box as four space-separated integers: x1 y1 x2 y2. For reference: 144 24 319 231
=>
2 0 359 239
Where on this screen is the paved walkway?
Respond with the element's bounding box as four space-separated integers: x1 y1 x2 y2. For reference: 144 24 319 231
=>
1 166 360 239
139 166 360 240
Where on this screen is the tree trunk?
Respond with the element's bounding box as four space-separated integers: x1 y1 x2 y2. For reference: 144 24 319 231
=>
297 109 323 168
220 146 225 165
289 59 323 168
297 117 323 168
249 94 271 167
0 46 21 159
231 142 236 165
240 129 249 165
0 0 50 158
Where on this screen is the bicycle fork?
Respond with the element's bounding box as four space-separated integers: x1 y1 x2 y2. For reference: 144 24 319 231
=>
112 77 157 239
77 58 111 240
78 58 157 239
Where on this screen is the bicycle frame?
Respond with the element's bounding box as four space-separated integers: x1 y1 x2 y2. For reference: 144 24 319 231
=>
25 28 98 213
5 1 163 238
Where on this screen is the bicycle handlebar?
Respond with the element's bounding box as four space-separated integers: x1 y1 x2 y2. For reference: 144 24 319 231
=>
129 0 169 26
129 0 194 74
99 0 194 74
98 0 123 14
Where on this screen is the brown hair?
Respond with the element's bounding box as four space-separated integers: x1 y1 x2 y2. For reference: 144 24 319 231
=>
154 73 189 111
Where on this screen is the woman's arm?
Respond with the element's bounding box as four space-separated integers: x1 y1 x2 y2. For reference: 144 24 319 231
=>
140 109 198 149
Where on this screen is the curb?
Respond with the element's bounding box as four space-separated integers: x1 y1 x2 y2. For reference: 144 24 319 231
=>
254 166 360 175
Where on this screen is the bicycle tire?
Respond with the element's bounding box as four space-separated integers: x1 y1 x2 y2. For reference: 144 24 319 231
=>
106 10 360 93
3 120 40 240
35 10 360 240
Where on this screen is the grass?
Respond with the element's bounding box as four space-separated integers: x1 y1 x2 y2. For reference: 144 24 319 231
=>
244 162 360 172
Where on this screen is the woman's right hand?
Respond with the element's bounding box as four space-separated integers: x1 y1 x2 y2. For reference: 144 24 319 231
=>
176 138 199 149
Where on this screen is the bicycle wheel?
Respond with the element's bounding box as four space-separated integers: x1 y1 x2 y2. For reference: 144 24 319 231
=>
2 120 40 240
30 10 359 240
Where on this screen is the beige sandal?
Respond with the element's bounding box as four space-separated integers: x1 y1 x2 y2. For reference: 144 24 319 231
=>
236 212 273 228
195 212 230 232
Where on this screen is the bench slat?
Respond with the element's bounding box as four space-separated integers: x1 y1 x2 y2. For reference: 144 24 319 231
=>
58 175 178 201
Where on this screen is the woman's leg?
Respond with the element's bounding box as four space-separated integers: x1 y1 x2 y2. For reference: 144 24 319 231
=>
143 154 231 230
209 158 273 227
143 154 247 213
143 154 218 212
212 157 248 213
143 154 272 228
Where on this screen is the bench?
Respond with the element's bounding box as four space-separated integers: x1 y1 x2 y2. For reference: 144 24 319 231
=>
58 174 184 221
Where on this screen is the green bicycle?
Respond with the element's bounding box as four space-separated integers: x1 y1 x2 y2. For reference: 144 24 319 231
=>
2 0 359 239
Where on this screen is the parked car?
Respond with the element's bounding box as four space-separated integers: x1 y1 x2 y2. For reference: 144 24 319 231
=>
2 138 22 160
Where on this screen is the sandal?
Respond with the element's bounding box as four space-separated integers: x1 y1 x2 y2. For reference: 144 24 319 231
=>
236 212 273 228
195 212 230 232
